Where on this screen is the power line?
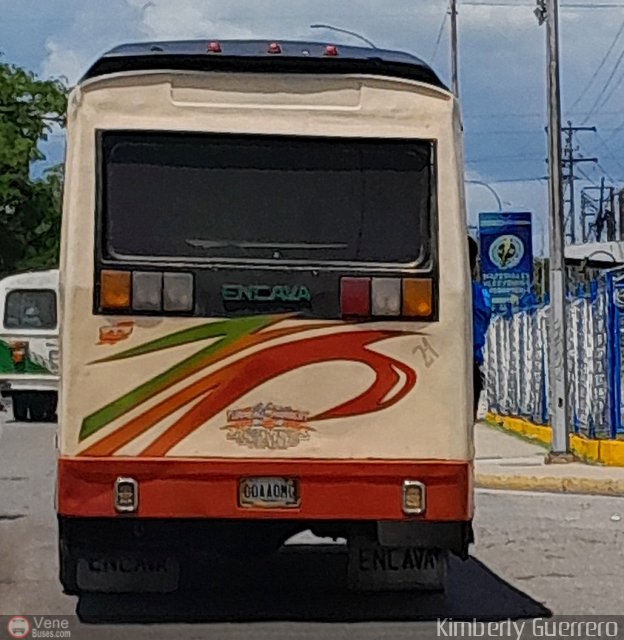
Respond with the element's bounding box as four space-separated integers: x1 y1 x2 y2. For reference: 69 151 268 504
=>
595 131 624 177
595 62 624 112
576 165 599 186
466 155 545 163
485 176 548 183
430 5 449 63
567 18 624 113
466 127 624 135
596 160 617 184
580 46 624 124
466 110 624 119
461 1 624 7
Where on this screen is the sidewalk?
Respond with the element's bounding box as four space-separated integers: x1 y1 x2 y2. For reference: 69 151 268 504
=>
474 422 624 496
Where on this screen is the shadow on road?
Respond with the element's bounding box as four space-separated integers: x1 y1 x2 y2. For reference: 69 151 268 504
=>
77 545 550 624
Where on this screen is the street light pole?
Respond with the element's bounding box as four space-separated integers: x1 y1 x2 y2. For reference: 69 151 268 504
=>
466 179 503 211
536 0 572 459
450 0 459 97
309 24 377 49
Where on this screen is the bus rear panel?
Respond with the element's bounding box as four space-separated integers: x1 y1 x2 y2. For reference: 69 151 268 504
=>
57 40 472 594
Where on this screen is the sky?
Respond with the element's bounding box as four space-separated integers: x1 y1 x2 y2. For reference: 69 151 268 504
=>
3 0 624 255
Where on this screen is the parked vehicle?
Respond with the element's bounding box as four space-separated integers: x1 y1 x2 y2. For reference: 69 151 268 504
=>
0 269 59 422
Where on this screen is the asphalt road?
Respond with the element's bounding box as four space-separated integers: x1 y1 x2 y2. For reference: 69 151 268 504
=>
1 412 623 639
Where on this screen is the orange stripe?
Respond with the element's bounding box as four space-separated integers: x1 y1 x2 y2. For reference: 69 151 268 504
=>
81 383 218 456
56 457 472 521
80 322 334 456
140 330 412 457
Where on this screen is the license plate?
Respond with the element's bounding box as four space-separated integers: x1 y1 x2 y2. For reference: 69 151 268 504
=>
348 538 447 591
238 476 300 508
76 557 179 593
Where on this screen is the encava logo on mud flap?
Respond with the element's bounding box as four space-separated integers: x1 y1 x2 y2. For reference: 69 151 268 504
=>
222 403 314 450
222 284 312 303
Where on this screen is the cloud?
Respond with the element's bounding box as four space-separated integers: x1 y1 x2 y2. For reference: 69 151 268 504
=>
41 41 85 84
22 0 624 235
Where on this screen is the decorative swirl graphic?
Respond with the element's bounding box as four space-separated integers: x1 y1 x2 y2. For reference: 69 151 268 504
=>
79 316 417 457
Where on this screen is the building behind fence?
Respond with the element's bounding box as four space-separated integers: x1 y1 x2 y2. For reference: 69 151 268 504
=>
484 268 624 439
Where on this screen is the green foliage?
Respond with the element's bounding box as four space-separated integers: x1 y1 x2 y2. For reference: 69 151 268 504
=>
0 59 67 277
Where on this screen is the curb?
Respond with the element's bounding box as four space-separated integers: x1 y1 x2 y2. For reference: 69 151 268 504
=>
475 472 624 497
485 413 624 467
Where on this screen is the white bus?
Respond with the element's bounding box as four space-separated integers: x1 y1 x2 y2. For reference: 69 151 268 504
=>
57 40 472 595
0 269 59 422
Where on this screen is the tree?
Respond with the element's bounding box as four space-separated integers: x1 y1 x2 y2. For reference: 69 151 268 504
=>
0 58 67 277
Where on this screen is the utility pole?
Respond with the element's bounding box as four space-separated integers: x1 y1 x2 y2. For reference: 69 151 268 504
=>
609 187 616 240
580 184 616 242
450 0 459 97
619 190 624 240
561 122 597 245
536 0 573 460
598 177 606 242
580 189 591 243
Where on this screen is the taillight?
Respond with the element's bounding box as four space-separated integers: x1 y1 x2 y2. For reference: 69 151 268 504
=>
340 277 371 317
340 277 433 320
207 41 222 53
99 271 194 313
163 273 194 312
402 278 433 318
267 42 282 54
100 270 131 310
371 278 402 316
132 272 163 312
324 45 339 57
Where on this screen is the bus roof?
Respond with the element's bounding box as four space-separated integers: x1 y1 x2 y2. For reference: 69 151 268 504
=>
81 40 447 90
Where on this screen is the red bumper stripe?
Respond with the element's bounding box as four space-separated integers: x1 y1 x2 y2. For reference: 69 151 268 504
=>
57 457 472 521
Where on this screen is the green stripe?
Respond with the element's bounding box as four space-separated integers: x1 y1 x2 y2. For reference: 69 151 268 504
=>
79 315 279 442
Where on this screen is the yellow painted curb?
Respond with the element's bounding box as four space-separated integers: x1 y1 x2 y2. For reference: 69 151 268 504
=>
569 434 600 461
485 412 624 467
475 473 624 496
485 412 551 445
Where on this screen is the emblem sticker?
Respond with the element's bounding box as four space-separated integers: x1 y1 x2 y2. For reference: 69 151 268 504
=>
488 234 524 270
222 402 314 450
98 321 134 345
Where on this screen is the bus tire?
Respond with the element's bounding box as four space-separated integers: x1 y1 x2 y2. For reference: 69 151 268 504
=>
28 394 48 422
27 392 57 422
12 393 29 422
58 540 79 596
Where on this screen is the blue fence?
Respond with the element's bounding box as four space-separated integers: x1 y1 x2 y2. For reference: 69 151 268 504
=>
483 268 624 439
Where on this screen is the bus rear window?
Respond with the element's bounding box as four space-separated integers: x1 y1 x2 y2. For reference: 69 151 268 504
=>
4 290 57 330
101 132 434 265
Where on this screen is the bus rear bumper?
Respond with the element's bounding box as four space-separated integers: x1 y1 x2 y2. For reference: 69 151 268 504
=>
57 457 472 522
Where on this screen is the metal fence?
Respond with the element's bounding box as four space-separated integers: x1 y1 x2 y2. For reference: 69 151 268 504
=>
483 269 623 439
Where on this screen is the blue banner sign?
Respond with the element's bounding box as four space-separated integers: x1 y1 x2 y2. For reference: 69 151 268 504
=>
478 212 534 311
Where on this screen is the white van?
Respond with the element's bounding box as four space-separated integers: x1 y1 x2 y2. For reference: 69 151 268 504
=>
0 269 59 422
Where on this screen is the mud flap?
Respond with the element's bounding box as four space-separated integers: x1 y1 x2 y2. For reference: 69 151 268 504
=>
348 535 448 591
75 556 180 593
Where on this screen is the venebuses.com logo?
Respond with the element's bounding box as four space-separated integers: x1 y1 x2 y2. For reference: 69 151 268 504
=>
5 615 72 639
7 617 30 639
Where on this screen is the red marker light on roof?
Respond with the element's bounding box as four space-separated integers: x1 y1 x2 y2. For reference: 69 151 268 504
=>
207 41 222 53
267 42 282 54
324 45 339 57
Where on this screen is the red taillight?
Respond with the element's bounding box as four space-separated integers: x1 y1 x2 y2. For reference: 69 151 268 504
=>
340 277 371 317
207 41 222 53
267 42 282 54
324 45 339 57
340 276 434 319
